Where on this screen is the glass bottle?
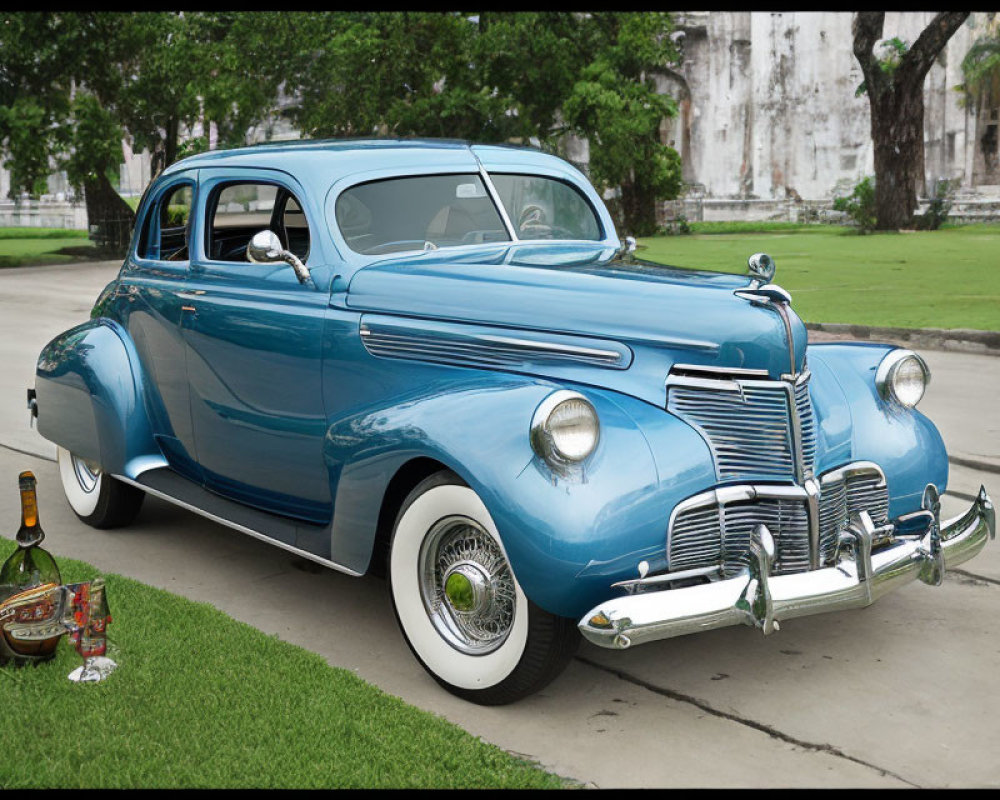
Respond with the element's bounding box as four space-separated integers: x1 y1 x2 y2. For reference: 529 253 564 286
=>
0 471 62 603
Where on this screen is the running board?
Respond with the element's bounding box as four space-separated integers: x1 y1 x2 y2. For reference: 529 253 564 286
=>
114 468 363 577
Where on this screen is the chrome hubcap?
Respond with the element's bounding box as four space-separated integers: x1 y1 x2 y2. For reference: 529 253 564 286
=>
418 515 516 655
71 454 101 494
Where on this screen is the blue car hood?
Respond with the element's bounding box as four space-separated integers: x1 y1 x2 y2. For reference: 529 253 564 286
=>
344 243 807 399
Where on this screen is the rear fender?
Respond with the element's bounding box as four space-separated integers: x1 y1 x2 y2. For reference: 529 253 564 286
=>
34 319 165 478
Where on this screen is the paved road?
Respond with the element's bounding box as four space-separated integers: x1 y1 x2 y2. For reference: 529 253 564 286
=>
1 261 998 788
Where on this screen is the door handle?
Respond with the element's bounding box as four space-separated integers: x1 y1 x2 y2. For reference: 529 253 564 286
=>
181 305 196 313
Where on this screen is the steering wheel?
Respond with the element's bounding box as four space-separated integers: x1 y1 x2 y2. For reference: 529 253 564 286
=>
517 204 547 233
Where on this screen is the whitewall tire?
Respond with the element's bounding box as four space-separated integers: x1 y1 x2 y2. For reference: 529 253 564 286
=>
388 471 578 705
57 447 144 529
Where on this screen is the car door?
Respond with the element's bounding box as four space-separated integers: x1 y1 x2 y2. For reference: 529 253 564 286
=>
117 173 204 484
181 168 333 532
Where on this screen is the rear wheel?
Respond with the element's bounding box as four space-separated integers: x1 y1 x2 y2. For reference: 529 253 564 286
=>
57 446 144 529
388 471 579 705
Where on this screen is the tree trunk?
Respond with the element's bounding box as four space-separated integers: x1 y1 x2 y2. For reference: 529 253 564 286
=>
164 116 179 168
84 172 136 257
620 179 659 237
870 87 925 230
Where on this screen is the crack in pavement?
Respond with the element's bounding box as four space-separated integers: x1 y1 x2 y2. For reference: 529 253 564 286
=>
0 441 55 462
949 568 1000 587
574 654 919 788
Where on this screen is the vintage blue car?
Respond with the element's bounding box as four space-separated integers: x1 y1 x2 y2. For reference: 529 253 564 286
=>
30 139 995 704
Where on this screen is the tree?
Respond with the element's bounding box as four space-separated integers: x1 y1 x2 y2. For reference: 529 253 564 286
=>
852 12 969 230
0 12 286 252
562 13 682 236
282 12 682 236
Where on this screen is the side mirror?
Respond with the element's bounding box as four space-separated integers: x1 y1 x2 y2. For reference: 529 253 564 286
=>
246 230 284 264
246 230 311 285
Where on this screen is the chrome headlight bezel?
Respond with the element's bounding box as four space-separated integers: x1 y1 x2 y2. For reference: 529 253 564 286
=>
875 349 930 408
530 390 600 466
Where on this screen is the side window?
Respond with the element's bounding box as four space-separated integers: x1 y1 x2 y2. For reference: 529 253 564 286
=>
206 182 311 263
139 182 193 261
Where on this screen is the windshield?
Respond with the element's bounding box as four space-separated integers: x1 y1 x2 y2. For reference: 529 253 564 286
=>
335 172 604 255
336 174 509 255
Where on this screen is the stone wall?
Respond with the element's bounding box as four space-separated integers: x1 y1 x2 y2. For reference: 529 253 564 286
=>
662 11 994 207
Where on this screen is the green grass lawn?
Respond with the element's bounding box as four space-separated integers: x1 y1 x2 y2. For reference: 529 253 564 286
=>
0 228 94 269
638 224 1000 331
0 539 568 789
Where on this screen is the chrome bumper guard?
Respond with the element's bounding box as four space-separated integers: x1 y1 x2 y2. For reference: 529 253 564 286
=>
579 486 995 649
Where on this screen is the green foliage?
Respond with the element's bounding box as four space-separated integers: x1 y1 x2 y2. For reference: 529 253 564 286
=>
62 94 126 193
0 99 53 197
283 12 682 232
0 537 569 788
562 13 682 236
960 16 1000 106
0 11 683 231
833 176 878 233
855 37 910 97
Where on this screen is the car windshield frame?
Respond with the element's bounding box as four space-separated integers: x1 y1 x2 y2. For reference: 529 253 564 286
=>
330 167 608 261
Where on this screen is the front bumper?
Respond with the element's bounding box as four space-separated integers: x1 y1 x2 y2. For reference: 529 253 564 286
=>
579 486 995 649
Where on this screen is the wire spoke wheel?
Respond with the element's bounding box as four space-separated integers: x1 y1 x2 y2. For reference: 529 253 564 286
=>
389 471 579 705
419 515 517 655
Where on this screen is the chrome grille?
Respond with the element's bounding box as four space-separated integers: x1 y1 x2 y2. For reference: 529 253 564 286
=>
846 474 889 524
795 381 817 475
818 465 889 565
724 500 811 575
667 371 815 483
668 505 722 571
668 463 890 577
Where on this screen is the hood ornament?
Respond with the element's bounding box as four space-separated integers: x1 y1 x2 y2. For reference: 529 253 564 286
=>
747 252 776 287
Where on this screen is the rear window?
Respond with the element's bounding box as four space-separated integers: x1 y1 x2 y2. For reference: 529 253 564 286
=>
336 174 510 255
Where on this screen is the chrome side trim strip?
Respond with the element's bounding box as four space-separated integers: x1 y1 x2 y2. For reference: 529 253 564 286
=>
360 320 631 369
113 474 364 577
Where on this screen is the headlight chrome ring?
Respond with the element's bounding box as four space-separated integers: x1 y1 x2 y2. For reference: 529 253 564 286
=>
530 390 600 466
875 349 930 408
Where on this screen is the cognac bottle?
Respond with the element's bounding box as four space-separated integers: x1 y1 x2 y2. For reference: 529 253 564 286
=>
0 471 62 603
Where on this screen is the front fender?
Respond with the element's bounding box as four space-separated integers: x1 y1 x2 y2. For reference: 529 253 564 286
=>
808 343 948 516
325 372 716 618
34 319 165 478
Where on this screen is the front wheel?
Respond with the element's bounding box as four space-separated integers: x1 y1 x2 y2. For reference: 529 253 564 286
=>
388 471 579 705
57 447 145 529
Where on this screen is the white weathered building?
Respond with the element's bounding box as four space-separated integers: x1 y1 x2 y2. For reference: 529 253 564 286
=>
657 11 1000 221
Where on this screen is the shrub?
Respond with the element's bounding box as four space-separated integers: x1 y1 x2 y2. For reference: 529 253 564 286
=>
914 179 955 230
833 176 877 233
660 215 691 235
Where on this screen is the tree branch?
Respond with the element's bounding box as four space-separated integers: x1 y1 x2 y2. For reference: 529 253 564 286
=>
898 11 969 86
852 12 886 98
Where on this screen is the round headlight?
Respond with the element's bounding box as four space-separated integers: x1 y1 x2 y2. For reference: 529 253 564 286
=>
876 350 930 408
530 391 600 465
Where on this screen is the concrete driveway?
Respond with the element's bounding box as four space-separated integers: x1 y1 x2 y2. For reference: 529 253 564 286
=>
1 261 998 788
